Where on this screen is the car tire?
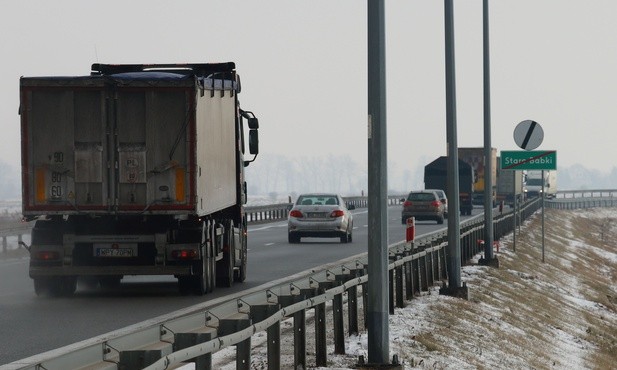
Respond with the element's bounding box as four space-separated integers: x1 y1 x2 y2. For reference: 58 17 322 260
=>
437 215 444 224
288 233 300 244
401 216 407 225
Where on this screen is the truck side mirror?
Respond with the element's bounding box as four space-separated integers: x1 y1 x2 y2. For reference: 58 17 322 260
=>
248 117 259 129
249 129 259 155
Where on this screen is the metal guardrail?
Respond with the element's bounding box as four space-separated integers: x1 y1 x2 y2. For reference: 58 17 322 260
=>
4 198 544 370
244 195 401 223
2 191 616 368
0 196 401 248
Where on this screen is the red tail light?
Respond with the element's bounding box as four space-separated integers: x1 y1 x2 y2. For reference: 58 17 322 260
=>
289 210 303 218
431 200 441 208
33 251 60 261
403 201 412 207
330 210 345 218
172 249 198 260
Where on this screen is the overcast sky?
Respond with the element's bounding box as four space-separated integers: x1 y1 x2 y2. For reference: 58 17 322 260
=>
2 0 617 176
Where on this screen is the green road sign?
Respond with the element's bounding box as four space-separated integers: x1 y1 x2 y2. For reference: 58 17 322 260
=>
500 150 557 170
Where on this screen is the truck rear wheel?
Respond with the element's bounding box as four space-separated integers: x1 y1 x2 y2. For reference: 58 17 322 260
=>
99 276 122 290
216 221 234 287
34 276 77 297
234 221 247 283
193 254 215 295
177 276 193 295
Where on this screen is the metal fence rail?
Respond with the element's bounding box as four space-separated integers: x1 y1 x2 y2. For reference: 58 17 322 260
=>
2 191 615 369
244 195 402 224
5 198 545 370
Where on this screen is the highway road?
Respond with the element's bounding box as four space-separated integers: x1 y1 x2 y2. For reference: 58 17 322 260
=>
0 205 478 364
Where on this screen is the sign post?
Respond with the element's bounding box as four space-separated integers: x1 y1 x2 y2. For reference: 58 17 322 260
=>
504 120 556 262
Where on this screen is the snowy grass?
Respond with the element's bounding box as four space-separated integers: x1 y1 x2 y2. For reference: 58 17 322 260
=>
204 207 617 369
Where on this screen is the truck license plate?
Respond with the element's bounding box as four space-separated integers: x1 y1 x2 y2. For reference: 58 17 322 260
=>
94 243 137 257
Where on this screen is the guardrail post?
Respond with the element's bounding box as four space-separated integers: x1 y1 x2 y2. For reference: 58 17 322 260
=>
420 253 429 292
439 245 448 280
2 236 7 253
347 284 359 336
361 264 369 329
294 308 306 369
404 259 413 300
333 290 345 355
388 267 395 314
174 327 216 370
315 284 329 367
412 256 421 296
395 262 404 309
426 248 435 287
219 314 251 370
119 343 173 370
251 304 281 370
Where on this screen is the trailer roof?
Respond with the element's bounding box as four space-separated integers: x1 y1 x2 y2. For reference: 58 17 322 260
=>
91 62 236 77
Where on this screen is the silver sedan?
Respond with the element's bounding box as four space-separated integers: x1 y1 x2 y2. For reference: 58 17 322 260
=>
287 193 354 243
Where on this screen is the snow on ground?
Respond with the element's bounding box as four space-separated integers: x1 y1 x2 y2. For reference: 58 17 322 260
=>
3 199 616 369
203 207 617 369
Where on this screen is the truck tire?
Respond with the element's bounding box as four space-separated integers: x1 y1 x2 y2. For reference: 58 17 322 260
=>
208 254 216 292
33 278 50 296
193 258 208 295
216 221 234 288
234 252 247 283
178 276 193 295
99 276 122 290
59 276 78 296
234 225 247 282
34 276 77 297
188 243 216 295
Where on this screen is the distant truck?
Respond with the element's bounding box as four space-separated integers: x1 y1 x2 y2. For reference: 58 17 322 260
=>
496 164 524 207
424 156 474 216
458 147 497 206
20 62 260 296
525 170 557 198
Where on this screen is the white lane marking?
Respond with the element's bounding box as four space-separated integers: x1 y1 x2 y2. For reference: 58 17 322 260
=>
249 223 288 232
265 243 274 246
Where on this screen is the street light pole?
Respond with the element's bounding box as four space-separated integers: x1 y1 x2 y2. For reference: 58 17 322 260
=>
367 0 389 364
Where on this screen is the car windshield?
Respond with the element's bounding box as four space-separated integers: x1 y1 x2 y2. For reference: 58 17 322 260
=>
407 193 436 202
527 178 544 186
297 195 338 206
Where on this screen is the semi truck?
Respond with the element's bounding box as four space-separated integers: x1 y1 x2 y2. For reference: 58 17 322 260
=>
19 62 259 296
525 170 557 198
458 147 497 206
496 163 524 207
424 156 474 216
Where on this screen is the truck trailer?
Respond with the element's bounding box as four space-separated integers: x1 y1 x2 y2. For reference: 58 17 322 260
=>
20 62 259 296
496 163 524 207
458 147 497 206
424 156 474 216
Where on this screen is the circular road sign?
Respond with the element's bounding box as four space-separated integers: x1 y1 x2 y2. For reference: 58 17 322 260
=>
513 120 543 150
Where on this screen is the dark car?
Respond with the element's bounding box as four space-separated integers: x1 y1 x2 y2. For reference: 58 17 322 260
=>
287 193 354 243
401 190 445 224
425 188 448 218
